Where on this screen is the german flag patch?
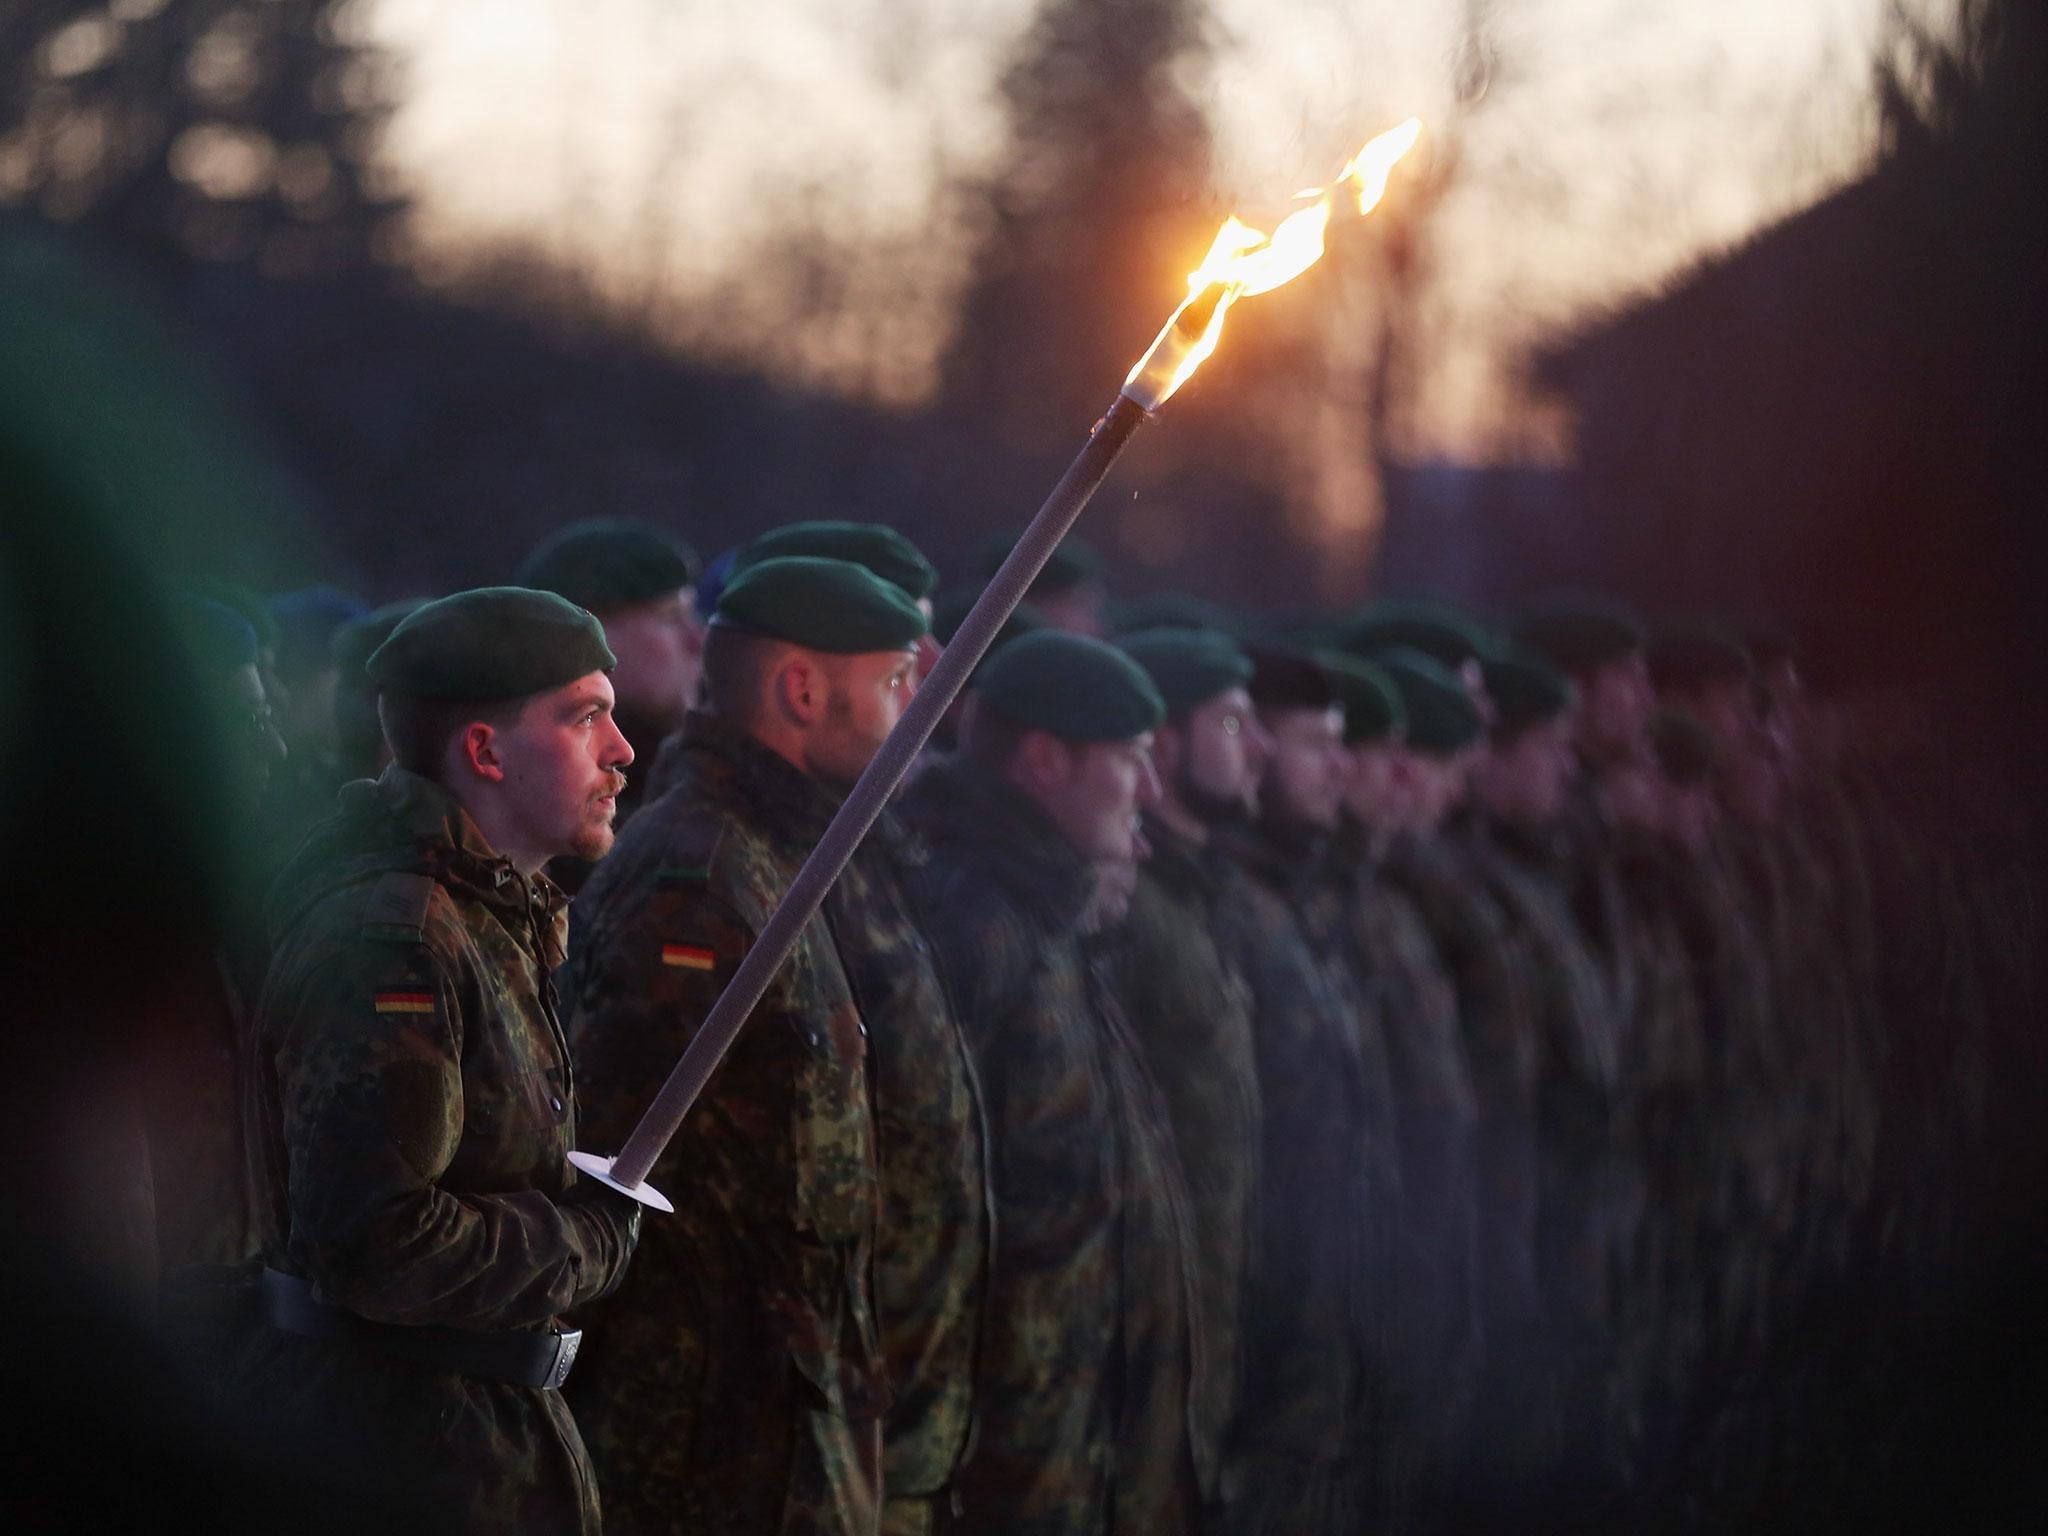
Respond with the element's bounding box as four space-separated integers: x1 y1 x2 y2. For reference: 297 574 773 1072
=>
661 944 717 972
374 990 436 1015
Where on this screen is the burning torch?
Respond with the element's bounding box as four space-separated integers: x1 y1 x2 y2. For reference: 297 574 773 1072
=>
570 117 1424 1208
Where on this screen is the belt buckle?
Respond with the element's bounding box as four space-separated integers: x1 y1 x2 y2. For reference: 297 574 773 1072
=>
546 1328 583 1391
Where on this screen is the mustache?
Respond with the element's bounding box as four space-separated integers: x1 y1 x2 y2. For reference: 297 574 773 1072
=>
592 773 628 801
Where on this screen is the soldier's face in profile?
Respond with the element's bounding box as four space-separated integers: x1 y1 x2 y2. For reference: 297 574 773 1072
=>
1182 687 1269 818
219 661 289 802
599 588 704 731
1582 653 1655 761
811 647 919 787
1027 732 1160 861
486 670 634 864
1259 704 1347 830
1475 717 1577 824
1344 740 1408 829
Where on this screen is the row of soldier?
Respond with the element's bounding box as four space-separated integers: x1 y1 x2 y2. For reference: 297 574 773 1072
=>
149 516 2040 1535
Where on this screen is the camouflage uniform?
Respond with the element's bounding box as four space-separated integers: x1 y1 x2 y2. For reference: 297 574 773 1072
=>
1104 813 1261 1519
565 714 887 1536
853 810 993 1536
237 766 641 1535
1455 815 1625 1330
1378 832 1542 1414
1209 820 1371 1534
904 756 1202 1536
1329 820 1482 1507
1606 826 1714 1472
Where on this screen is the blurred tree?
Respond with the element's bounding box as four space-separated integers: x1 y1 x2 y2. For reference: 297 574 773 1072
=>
0 0 402 273
942 0 1217 442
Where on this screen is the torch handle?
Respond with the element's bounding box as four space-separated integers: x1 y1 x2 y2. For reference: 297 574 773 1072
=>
604 392 1152 1190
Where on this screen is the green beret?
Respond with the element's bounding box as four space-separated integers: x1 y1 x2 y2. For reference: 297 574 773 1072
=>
1647 624 1755 692
516 517 700 612
980 532 1106 596
176 597 259 676
1481 653 1576 736
1317 651 1405 743
1510 596 1646 675
1651 710 1721 785
191 578 279 653
713 556 929 654
934 587 1046 643
1335 597 1498 669
1377 649 1484 755
733 520 938 601
332 597 428 685
1246 644 1338 712
1120 627 1254 715
975 630 1165 741
368 586 617 702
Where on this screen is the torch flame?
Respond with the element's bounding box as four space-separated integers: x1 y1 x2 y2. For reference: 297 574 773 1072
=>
1123 116 1422 411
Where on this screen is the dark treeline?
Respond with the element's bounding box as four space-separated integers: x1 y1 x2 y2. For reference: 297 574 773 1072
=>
3 1 2045 1526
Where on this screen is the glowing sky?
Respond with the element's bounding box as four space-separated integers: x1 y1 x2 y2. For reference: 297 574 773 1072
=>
370 0 1924 458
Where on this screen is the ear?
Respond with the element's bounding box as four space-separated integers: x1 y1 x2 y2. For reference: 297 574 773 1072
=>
1014 728 1071 792
773 657 826 726
455 721 506 784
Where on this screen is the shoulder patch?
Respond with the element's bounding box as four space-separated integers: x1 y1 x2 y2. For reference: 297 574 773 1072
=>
360 870 439 944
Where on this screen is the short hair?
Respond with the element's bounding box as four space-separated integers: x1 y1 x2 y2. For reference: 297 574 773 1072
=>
377 692 522 779
701 624 792 728
961 701 1034 774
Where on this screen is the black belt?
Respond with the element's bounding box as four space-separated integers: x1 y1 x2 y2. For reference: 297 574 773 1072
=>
260 1269 583 1391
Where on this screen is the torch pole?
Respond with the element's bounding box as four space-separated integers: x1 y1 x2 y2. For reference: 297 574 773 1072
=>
572 391 1152 1202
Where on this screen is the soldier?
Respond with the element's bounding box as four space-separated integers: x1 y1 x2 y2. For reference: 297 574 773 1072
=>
517 516 704 833
235 587 645 1534
565 556 959 1536
331 599 430 783
979 533 1111 637
1365 652 1545 1495
1596 712 1718 1490
1511 597 1656 785
904 630 1202 1536
1207 643 1375 1534
1111 626 1273 1526
727 520 945 681
1322 651 1484 1515
259 583 370 852
1459 652 1635 1490
649 522 947 798
1505 604 1652 1118
1336 597 1497 699
149 599 286 1292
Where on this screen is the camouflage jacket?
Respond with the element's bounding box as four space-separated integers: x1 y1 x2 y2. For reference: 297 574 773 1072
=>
1377 832 1543 1323
1452 813 1622 1161
239 765 640 1536
1608 829 1712 1176
564 713 886 1536
1209 819 1370 1481
1379 833 1538 1122
846 804 992 1504
1329 821 1479 1337
1102 813 1259 1501
904 756 1201 1536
